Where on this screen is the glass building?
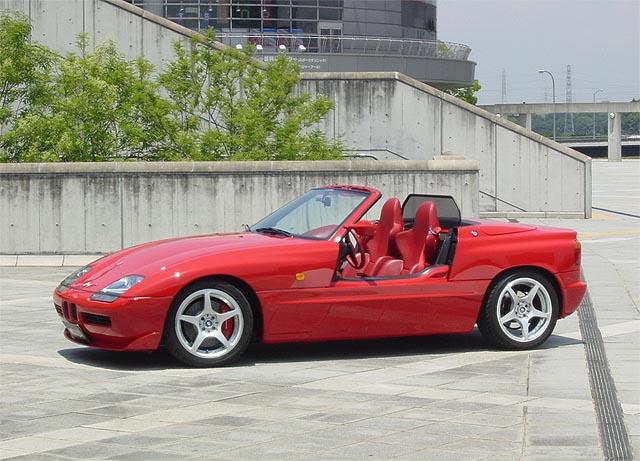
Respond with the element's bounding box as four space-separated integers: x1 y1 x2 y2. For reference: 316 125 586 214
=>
128 1 475 88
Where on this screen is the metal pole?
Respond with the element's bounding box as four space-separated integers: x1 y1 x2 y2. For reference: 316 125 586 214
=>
538 70 556 140
552 75 556 141
593 89 603 139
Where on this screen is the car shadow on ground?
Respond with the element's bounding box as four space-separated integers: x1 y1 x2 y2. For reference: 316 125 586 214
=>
57 329 582 372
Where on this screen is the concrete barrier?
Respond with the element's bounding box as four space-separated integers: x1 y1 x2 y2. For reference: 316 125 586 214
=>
0 159 479 254
298 73 592 218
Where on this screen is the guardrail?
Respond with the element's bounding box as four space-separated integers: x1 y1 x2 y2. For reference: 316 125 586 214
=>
555 135 639 142
216 33 472 60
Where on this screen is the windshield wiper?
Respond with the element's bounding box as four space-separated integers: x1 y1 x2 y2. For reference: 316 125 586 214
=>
253 227 293 237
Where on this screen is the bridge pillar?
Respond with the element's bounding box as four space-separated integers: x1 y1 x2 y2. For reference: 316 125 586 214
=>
607 112 622 162
517 113 532 131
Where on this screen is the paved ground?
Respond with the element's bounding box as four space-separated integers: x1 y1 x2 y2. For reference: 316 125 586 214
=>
0 159 638 460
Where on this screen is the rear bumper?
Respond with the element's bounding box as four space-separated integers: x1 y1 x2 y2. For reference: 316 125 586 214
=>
557 270 587 318
53 288 172 351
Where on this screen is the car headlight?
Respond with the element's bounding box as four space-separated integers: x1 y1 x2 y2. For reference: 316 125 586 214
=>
57 266 92 292
90 275 144 303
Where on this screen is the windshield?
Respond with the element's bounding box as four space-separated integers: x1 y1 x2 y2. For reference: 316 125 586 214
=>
250 188 370 239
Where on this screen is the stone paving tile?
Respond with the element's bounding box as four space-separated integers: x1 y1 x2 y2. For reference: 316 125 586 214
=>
300 411 372 424
212 442 316 460
339 415 431 432
43 441 138 460
376 425 463 448
524 445 603 460
97 433 181 448
3 453 68 461
395 447 492 461
439 437 522 456
105 450 200 461
320 440 420 459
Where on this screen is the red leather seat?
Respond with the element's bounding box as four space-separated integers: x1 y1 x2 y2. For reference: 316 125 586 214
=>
368 256 404 276
362 198 403 276
342 198 403 278
366 198 403 262
395 201 441 273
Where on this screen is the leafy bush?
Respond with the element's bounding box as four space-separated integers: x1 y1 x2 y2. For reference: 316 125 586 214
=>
159 30 341 160
0 13 341 162
0 12 53 128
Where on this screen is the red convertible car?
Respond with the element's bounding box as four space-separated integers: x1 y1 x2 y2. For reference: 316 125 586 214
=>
54 185 586 367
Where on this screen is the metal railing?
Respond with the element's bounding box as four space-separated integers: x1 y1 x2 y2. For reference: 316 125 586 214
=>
216 33 472 61
125 1 471 60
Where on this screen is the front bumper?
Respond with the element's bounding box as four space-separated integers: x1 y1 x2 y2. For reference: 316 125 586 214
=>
53 287 172 351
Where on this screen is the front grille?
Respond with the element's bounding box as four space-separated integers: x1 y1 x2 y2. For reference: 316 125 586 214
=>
81 312 112 327
69 303 78 322
58 301 79 323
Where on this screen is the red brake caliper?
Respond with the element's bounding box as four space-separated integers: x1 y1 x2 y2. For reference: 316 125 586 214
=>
219 303 233 339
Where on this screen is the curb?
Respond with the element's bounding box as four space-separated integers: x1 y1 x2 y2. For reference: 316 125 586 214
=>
0 255 101 267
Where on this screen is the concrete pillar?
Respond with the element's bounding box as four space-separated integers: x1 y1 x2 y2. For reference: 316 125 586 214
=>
518 113 532 131
142 0 165 18
608 112 622 162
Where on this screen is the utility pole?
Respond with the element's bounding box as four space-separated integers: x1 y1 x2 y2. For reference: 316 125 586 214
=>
501 69 507 104
564 65 574 135
593 89 603 139
538 69 556 141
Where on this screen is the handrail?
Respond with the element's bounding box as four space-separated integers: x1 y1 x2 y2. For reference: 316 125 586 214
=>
215 33 472 61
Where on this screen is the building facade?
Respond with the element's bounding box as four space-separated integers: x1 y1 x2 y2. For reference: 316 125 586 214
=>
130 0 475 88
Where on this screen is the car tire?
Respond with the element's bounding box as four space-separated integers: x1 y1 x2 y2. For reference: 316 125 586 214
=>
477 270 559 350
164 280 253 367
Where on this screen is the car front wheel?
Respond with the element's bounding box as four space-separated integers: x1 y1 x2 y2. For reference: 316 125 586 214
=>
165 280 253 367
477 270 559 350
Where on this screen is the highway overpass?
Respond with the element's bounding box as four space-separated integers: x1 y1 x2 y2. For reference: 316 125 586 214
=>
480 102 640 161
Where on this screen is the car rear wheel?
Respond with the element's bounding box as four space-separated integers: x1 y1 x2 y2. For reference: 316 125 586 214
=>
477 270 558 350
165 280 253 367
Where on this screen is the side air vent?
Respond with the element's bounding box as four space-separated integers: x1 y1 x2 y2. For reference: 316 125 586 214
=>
81 312 112 326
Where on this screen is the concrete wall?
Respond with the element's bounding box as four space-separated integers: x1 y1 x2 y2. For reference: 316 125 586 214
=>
298 73 592 218
1 0 222 63
0 159 479 254
254 53 475 89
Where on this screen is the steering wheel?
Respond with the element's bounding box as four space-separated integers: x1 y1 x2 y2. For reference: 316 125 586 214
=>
345 229 367 269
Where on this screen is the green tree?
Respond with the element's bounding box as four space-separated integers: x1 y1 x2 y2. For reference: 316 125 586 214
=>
2 35 177 162
1 17 340 162
159 29 342 160
532 111 639 138
445 80 481 105
0 12 53 128
436 40 453 58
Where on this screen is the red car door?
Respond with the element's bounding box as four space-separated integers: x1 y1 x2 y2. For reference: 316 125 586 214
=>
259 265 484 343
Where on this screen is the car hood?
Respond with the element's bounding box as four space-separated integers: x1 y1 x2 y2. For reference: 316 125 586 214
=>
74 232 302 288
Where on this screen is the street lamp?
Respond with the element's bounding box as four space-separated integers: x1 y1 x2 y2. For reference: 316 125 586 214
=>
593 89 603 139
538 69 556 140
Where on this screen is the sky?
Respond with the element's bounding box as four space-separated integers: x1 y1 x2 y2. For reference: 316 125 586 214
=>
437 0 640 105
